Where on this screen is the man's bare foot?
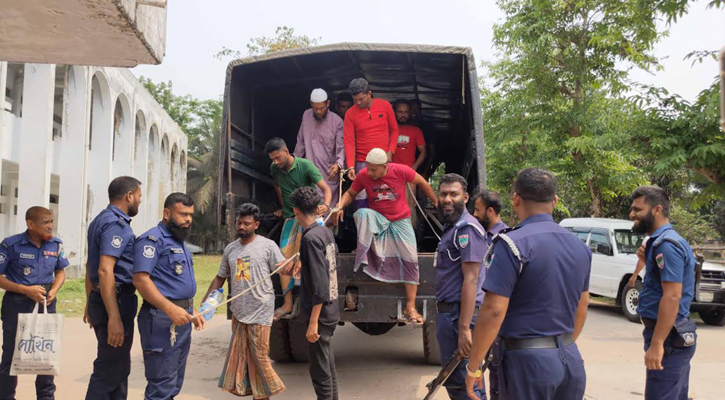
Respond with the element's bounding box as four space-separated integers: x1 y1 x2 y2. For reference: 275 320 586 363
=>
274 303 293 321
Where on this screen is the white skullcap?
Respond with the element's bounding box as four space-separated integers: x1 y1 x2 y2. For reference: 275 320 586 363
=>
365 148 388 165
310 88 328 103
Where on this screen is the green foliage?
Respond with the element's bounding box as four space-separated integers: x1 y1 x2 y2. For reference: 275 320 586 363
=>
670 204 718 245
214 26 321 61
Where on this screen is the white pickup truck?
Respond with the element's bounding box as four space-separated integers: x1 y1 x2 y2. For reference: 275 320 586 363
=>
560 218 725 326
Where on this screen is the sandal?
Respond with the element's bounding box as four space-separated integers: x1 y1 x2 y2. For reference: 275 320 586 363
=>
402 308 424 325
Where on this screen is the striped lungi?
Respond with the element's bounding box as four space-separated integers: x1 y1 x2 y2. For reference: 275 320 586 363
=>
218 320 285 398
353 208 419 285
279 217 302 285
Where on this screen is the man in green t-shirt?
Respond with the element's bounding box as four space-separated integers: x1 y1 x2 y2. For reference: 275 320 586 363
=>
265 137 331 319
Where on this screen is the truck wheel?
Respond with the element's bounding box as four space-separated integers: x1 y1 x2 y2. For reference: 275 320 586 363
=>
699 309 725 326
352 322 396 336
423 322 441 365
621 282 642 323
269 319 292 362
288 320 310 363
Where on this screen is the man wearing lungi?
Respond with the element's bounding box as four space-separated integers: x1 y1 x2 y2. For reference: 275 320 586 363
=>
266 138 332 320
201 203 286 399
331 148 438 324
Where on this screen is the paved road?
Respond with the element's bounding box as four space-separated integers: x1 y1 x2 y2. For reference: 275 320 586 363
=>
7 302 723 399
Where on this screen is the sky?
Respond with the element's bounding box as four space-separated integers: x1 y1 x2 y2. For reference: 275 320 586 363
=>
132 0 725 103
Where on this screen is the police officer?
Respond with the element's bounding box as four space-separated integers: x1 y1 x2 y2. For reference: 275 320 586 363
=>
84 176 143 400
465 168 591 400
0 206 68 400
629 186 697 400
132 193 204 400
435 174 488 400
471 189 508 400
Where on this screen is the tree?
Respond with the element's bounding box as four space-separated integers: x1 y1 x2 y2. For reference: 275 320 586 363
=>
214 26 321 60
140 76 225 251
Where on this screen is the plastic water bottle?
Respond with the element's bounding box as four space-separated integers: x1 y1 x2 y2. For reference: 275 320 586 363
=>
199 288 224 322
315 216 324 226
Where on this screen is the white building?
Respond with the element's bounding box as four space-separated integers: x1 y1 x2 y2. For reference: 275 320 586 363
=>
0 62 187 277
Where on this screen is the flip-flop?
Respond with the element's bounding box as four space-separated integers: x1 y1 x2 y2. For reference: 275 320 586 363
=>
402 309 424 325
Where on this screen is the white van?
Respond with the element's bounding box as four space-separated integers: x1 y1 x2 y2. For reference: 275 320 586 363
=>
560 218 725 326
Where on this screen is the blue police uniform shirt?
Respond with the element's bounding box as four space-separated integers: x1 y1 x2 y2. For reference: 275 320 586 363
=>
637 224 695 321
485 220 509 247
482 214 592 338
0 232 69 286
87 205 136 286
435 210 489 305
133 222 196 300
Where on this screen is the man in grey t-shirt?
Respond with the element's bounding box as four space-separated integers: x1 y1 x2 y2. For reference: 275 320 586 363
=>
201 204 286 398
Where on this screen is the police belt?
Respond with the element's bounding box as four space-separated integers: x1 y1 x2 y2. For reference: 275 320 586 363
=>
501 333 574 350
5 283 53 296
91 283 136 295
436 301 479 314
641 318 657 330
143 298 194 310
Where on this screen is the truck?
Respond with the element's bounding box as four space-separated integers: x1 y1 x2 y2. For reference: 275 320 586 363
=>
560 218 725 326
217 43 486 364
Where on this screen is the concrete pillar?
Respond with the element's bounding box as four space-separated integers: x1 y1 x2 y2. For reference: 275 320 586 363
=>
0 61 7 215
15 63 56 233
57 66 90 275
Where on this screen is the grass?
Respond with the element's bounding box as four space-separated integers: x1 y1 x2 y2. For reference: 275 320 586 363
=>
0 255 226 318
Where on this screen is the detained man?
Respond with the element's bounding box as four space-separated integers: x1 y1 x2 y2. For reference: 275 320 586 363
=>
294 89 345 212
331 148 438 324
391 100 426 231
202 203 286 399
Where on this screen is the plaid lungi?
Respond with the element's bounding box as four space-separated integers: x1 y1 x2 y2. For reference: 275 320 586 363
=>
353 208 419 285
218 320 285 398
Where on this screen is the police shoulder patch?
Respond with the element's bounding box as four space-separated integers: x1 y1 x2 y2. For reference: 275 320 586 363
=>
111 235 123 249
0 253 6 264
143 245 156 259
655 253 664 269
459 234 469 249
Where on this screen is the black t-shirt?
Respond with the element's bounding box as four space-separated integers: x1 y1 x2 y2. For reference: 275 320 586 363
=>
299 224 340 326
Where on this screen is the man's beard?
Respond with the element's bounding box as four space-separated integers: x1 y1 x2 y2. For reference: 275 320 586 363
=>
128 200 140 217
167 218 191 242
237 230 253 239
313 109 328 121
438 200 465 225
632 210 655 235
41 233 53 241
478 215 490 230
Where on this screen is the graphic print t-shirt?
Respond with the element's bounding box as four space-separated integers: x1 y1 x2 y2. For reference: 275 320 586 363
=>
217 236 285 326
351 163 417 221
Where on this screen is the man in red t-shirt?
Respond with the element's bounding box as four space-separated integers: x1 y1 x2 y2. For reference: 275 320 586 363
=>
331 148 438 324
392 100 427 170
343 78 399 185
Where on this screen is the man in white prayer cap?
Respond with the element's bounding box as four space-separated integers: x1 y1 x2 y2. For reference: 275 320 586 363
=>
330 148 438 324
293 88 345 211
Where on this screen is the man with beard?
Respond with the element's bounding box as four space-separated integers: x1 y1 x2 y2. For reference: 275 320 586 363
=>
267 137 332 320
0 207 68 400
629 186 697 400
465 168 591 400
331 148 438 324
84 176 143 400
434 174 488 400
471 189 508 400
201 203 286 398
293 88 345 211
392 100 427 231
133 193 205 400
409 99 437 179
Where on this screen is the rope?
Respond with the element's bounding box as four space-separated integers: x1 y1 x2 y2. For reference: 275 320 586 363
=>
407 183 442 241
170 167 350 345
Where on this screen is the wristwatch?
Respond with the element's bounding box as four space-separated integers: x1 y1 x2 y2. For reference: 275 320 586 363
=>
466 364 482 379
